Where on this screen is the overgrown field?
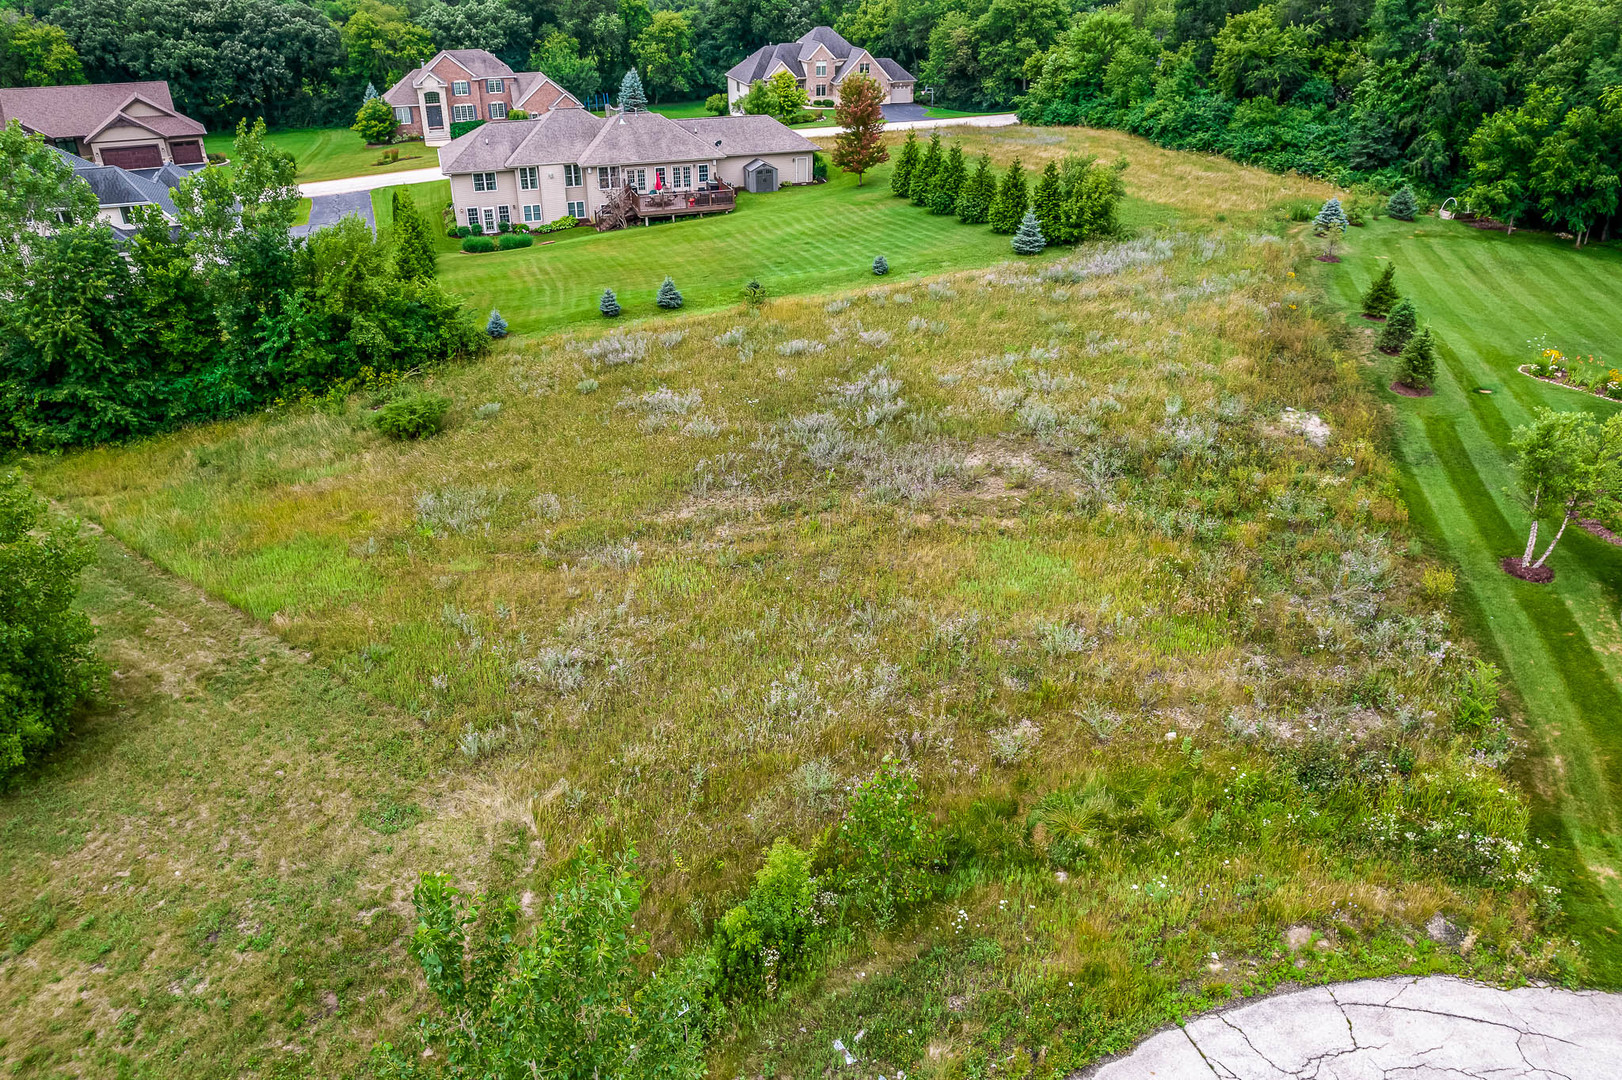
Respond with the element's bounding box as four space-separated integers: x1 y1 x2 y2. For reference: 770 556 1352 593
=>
8 201 1578 1075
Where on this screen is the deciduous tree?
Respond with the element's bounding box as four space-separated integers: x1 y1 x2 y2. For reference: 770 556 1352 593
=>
352 95 398 144
831 73 887 186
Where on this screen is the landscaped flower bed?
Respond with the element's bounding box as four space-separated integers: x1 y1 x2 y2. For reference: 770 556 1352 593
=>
1518 343 1622 401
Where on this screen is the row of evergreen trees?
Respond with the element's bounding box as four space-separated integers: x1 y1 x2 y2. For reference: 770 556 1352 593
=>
1360 263 1436 391
884 130 1126 248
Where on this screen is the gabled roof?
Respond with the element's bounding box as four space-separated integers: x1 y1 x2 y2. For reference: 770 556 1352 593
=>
876 57 916 83
51 146 178 215
725 43 805 85
0 81 204 140
724 27 914 87
439 109 609 173
797 26 856 60
437 121 539 174
511 70 581 109
676 116 819 158
577 110 715 168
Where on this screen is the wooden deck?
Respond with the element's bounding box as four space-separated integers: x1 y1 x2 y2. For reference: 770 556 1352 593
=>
633 184 735 218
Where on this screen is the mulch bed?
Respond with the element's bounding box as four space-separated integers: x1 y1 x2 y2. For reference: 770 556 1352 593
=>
1378 347 1400 356
1316 254 1342 262
1501 556 1554 584
1580 518 1622 547
1466 219 1513 232
1362 313 1388 321
1389 381 1434 397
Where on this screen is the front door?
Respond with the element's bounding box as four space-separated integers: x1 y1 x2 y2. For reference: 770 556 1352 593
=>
424 91 444 130
426 104 443 129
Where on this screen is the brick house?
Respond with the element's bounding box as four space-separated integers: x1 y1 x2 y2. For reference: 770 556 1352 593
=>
0 81 207 169
725 27 915 111
383 49 581 147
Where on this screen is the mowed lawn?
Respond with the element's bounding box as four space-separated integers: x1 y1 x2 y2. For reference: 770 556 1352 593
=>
204 125 442 183
1322 220 1622 980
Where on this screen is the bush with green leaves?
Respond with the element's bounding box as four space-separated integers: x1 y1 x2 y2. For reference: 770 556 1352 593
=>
0 471 99 784
460 235 495 253
1361 263 1399 317
1397 325 1437 389
831 759 940 925
712 839 822 1000
496 233 532 250
375 394 450 439
352 95 398 144
1388 186 1419 221
1012 209 1046 255
600 288 621 317
705 92 729 116
391 190 437 281
657 276 683 309
743 279 766 306
373 847 713 1080
486 309 508 338
1378 297 1418 352
872 255 888 275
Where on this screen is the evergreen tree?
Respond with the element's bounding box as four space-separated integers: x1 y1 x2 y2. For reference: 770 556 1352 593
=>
927 143 966 215
1361 263 1398 317
486 309 508 338
1012 209 1046 255
909 132 942 206
1378 298 1418 352
1031 160 1063 241
872 255 888 275
1056 159 1124 243
1387 186 1419 221
1314 197 1349 234
1396 326 1437 389
600 288 621 317
364 82 379 101
391 190 437 282
957 154 995 224
889 132 919 198
988 158 1028 234
618 69 648 112
657 276 683 308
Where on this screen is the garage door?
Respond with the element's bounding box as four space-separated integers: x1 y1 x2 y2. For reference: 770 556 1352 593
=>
170 140 203 165
100 144 163 169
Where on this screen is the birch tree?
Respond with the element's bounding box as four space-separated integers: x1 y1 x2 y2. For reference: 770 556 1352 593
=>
1510 408 1622 571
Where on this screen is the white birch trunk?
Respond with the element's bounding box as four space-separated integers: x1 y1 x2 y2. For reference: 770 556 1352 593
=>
1533 511 1574 569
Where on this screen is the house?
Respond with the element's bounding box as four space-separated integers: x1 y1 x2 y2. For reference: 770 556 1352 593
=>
0 81 207 169
51 146 190 230
725 27 915 111
383 49 581 147
438 109 819 231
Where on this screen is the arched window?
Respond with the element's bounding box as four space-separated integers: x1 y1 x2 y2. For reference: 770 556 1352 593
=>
424 91 440 104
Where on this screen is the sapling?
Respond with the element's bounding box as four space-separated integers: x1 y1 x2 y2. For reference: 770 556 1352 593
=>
600 288 621 317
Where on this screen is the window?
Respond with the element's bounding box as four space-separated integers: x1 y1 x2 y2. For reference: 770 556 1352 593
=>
466 207 480 228
815 62 826 76
698 164 709 185
815 83 827 97
518 167 538 190
394 106 412 123
424 91 440 103
598 165 620 189
675 165 691 189
452 80 470 96
563 163 581 187
655 167 666 190
858 61 870 74
119 206 135 225
482 207 495 229
523 203 543 222
487 78 504 93
453 104 477 123
567 199 586 219
497 204 510 224
489 102 507 119
473 172 497 192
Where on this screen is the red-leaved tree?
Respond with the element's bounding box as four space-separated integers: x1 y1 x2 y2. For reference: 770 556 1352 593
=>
831 74 888 186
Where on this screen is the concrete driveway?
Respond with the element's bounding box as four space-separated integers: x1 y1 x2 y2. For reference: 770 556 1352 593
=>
294 191 375 237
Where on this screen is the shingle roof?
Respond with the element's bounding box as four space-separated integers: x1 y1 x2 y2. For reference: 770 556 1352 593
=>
0 82 204 139
438 121 542 174
441 50 515 78
876 57 915 82
512 71 580 109
725 43 804 85
439 109 611 173
724 28 913 87
577 110 714 168
677 116 819 158
383 70 423 106
51 146 178 215
797 26 855 60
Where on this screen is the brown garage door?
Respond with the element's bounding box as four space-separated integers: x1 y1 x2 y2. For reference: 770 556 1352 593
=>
169 140 203 165
100 144 163 169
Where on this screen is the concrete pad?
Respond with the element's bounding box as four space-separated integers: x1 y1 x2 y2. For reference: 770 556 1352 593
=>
1089 1027 1215 1079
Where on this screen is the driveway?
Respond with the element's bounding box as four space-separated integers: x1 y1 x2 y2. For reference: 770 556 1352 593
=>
294 191 375 237
1082 976 1622 1079
881 103 931 122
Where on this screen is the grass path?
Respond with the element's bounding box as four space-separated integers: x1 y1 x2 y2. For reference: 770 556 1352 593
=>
1320 219 1622 981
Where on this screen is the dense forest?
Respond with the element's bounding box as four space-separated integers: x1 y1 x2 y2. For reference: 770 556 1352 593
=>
0 0 1617 232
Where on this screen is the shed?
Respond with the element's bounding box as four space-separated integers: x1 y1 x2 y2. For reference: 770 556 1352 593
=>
742 158 779 193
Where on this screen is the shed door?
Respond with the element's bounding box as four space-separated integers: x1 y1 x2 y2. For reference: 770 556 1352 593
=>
795 156 808 182
101 144 163 169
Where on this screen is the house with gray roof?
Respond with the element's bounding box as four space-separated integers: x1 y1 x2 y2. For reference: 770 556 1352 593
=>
438 108 818 231
50 146 191 231
725 27 914 112
383 49 581 147
0 81 206 169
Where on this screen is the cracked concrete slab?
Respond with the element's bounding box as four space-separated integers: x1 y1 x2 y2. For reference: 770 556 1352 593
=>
1079 977 1622 1079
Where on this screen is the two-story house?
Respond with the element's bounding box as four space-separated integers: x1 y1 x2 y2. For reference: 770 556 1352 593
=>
438 109 819 230
725 27 915 112
383 49 581 146
0 81 207 169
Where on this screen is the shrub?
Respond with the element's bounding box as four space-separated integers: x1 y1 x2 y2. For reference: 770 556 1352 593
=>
832 760 940 924
1361 263 1399 317
1379 298 1418 352
0 470 99 784
496 220 512 234
743 279 766 306
705 92 730 116
1388 185 1419 221
712 839 821 1001
909 131 942 205
486 309 508 338
497 233 532 249
600 289 621 318
375 394 450 439
449 118 485 139
1012 209 1046 255
657 276 683 309
872 255 888 275
1313 197 1349 234
1397 325 1437 389
461 236 495 253
454 226 472 238
507 108 528 120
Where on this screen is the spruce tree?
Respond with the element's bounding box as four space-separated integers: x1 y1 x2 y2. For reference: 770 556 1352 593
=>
618 69 648 112
1396 326 1437 389
1361 263 1398 317
657 276 683 309
927 143 966 215
1031 160 1063 242
872 255 888 275
988 158 1027 234
391 189 437 281
600 288 621 317
1387 186 1419 221
486 308 508 338
890 132 919 198
909 131 942 206
1378 298 1417 352
957 153 994 224
1314 197 1349 234
1012 209 1046 255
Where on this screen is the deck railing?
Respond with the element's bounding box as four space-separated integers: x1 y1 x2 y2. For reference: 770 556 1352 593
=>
632 182 735 216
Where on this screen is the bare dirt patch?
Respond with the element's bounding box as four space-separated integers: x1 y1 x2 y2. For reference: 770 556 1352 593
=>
1388 381 1434 398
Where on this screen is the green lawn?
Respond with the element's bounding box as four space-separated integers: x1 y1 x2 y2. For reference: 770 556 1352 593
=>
204 126 441 184
1320 220 1622 982
647 99 713 119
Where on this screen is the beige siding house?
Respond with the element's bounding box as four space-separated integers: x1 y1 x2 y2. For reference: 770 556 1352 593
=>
439 109 818 230
383 49 581 147
0 81 206 168
725 27 914 111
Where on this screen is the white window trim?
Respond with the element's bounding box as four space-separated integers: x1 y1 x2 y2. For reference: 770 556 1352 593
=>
497 204 510 223
452 80 470 96
489 102 507 120
518 166 537 190
473 172 498 192
567 200 586 219
453 104 478 124
466 207 479 228
394 106 412 123
563 163 581 187
522 203 543 222
487 78 504 93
